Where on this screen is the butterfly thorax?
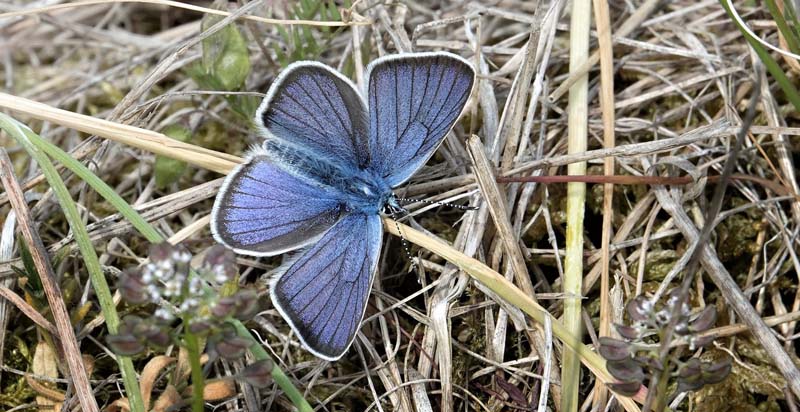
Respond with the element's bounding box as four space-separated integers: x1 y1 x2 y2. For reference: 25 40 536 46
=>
330 166 392 214
262 139 392 215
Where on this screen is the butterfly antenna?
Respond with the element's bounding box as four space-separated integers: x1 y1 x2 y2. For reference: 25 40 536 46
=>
394 197 478 211
388 207 417 271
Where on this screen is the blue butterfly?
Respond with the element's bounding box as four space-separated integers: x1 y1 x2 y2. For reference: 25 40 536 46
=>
211 52 475 360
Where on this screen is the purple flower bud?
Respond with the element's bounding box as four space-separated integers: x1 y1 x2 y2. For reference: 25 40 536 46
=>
676 358 705 393
107 333 145 356
142 325 171 348
119 269 149 304
239 360 274 388
606 358 645 383
607 381 642 397
615 324 640 341
626 296 652 323
149 242 175 262
690 333 716 350
204 245 237 280
676 375 705 393
209 326 252 359
598 337 631 361
233 289 258 320
701 357 731 385
689 306 717 333
674 318 690 335
213 336 252 360
188 319 212 334
634 354 664 372
679 358 702 379
211 297 237 318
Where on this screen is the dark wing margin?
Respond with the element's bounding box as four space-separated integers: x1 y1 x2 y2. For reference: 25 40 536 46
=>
366 52 475 187
256 61 370 170
270 213 382 360
210 150 344 256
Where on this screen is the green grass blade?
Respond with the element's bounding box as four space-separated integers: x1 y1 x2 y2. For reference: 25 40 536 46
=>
30 131 162 242
3 114 313 412
721 0 800 112
766 0 800 54
781 0 800 43
0 113 146 412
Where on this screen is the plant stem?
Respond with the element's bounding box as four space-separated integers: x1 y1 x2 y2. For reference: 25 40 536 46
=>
185 330 206 412
654 368 671 412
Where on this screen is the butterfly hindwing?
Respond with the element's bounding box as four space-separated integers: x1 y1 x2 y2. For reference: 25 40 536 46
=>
257 62 370 171
211 152 344 256
366 53 475 186
270 213 382 360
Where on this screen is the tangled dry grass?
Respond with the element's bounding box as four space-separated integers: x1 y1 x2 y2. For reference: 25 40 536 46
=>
0 0 799 411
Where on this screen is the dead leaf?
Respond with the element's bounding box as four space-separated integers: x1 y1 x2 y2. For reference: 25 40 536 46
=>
186 378 236 401
141 355 176 410
31 342 63 411
152 384 182 412
106 398 131 412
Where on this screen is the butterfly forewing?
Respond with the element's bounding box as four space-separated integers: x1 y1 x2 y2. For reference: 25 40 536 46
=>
257 62 370 170
270 213 382 360
210 152 344 256
366 53 475 186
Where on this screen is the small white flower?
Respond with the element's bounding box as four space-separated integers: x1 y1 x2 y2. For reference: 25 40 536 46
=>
147 285 161 301
155 308 173 321
214 273 228 284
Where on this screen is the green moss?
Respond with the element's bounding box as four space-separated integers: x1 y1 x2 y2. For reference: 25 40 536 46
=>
642 250 680 282
717 203 764 262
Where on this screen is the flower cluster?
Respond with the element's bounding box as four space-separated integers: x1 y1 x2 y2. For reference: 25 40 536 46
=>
107 243 258 358
599 290 731 397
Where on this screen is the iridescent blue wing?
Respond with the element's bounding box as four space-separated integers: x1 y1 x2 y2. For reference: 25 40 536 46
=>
211 149 344 256
366 52 475 187
270 213 382 360
257 61 370 171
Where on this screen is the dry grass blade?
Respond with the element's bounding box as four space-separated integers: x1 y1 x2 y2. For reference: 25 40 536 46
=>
0 0 371 27
0 92 241 174
466 135 536 308
563 0 591 409
548 0 661 101
592 0 617 409
0 285 58 336
0 149 99 412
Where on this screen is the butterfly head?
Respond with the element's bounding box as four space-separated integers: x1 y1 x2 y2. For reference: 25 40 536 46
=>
381 194 408 219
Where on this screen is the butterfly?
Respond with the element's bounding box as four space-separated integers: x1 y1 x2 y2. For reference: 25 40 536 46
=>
210 52 475 360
